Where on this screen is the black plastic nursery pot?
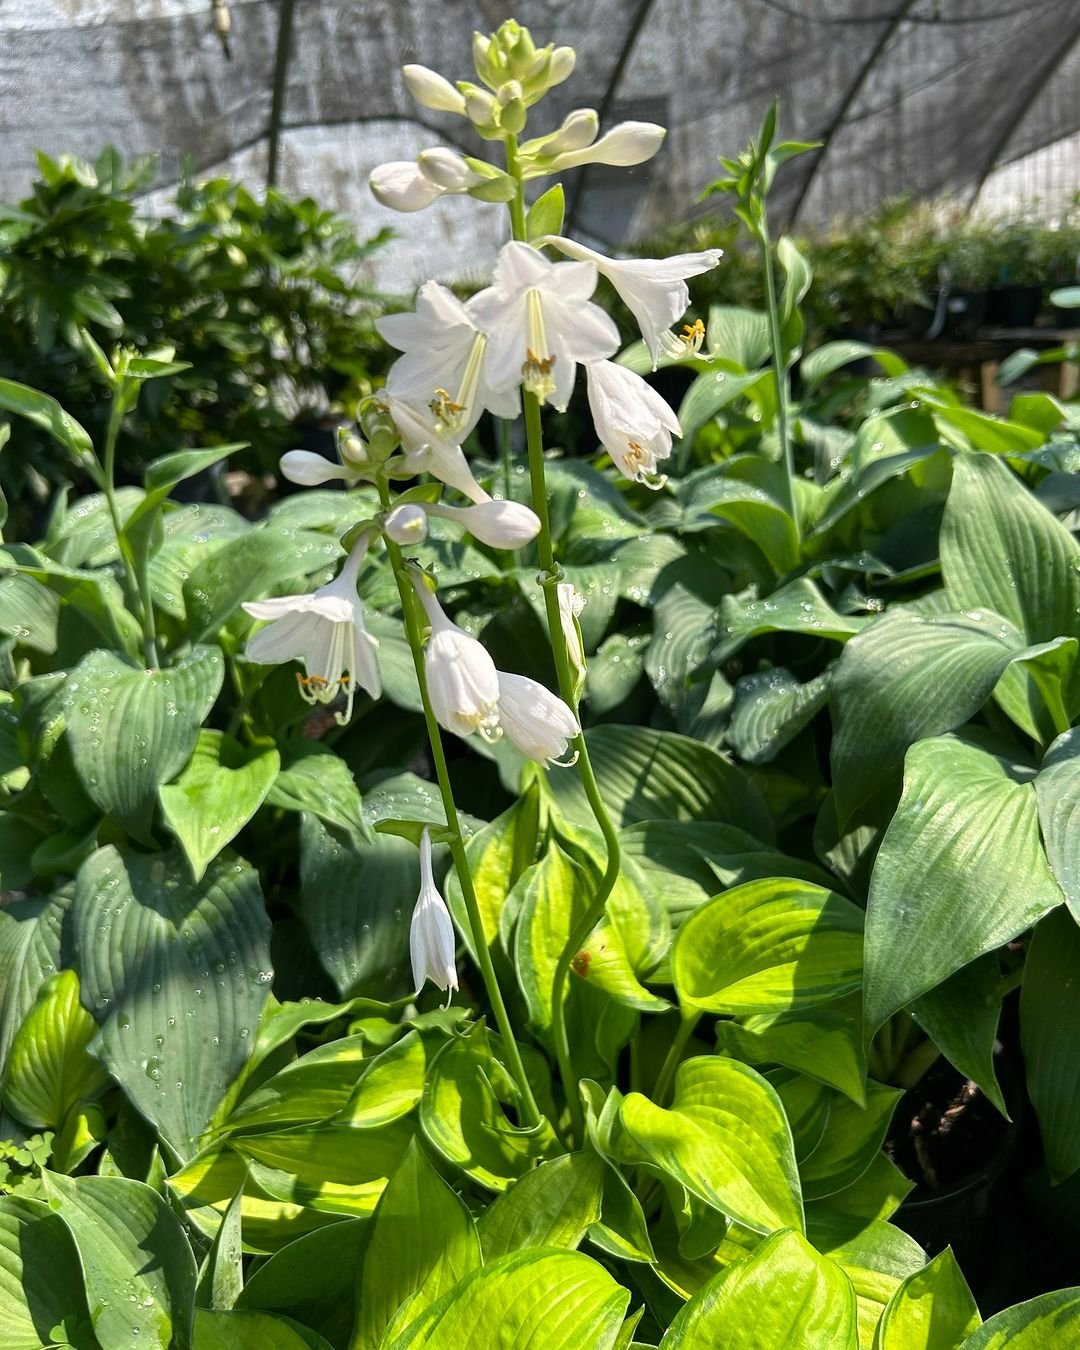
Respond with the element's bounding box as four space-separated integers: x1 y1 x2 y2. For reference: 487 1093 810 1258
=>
941 290 988 340
1052 303 1080 330
987 284 1043 329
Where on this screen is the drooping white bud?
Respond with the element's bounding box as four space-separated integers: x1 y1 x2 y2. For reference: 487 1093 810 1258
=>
403 64 467 115
426 496 541 549
384 503 429 545
410 828 458 999
279 449 362 487
495 671 579 764
558 582 587 683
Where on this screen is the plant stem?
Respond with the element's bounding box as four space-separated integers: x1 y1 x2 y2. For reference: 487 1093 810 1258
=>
505 135 625 1145
376 475 541 1128
652 1012 700 1107
758 204 799 534
101 393 160 667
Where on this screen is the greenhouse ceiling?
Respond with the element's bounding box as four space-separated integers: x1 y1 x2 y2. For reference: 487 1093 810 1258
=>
5 1 1080 283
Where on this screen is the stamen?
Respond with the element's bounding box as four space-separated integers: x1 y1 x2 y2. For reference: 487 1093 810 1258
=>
521 290 557 405
681 318 705 351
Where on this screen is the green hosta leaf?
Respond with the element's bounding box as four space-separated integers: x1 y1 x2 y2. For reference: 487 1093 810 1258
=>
336 1030 427 1129
3 969 107 1131
807 1151 914 1228
73 845 272 1161
1035 730 1080 919
675 466 798 574
196 1186 244 1312
618 1056 803 1234
236 1220 366 1348
644 554 729 728
909 957 1005 1116
675 368 766 453
385 1249 628 1350
801 341 905 387
0 572 59 653
729 668 830 764
64 645 224 840
864 736 1064 1034
353 1139 482 1349
224 1033 367 1132
194 1309 333 1349
160 731 279 881
705 305 771 370
0 892 67 1088
714 994 867 1104
3 548 142 657
0 1194 95 1350
419 1024 558 1192
959 1288 1080 1347
800 1082 902 1201
812 1217 926 1349
545 725 773 841
299 818 412 1001
265 743 368 839
674 878 864 1017
874 1248 980 1349
712 578 864 664
43 1173 197 1350
478 1151 606 1260
1021 908 1080 1182
660 1229 858 1349
0 378 95 467
830 610 1067 826
444 788 539 958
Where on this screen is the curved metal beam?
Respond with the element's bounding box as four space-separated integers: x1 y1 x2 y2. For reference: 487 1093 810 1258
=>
267 0 298 188
785 0 919 229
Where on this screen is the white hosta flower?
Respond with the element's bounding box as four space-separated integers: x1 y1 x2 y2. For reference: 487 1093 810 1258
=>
279 449 363 487
378 281 518 445
524 121 666 177
541 236 722 367
496 671 580 765
382 391 487 501
469 241 620 411
426 494 541 549
369 161 445 213
403 64 467 115
383 503 428 545
242 536 380 721
414 582 500 738
586 360 681 487
410 828 458 999
558 582 587 683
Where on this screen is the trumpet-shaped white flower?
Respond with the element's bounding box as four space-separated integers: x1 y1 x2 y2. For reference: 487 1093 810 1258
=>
410 828 458 999
242 535 380 721
369 160 445 213
496 671 580 765
558 582 587 683
541 236 722 367
382 390 487 501
426 494 541 549
523 121 666 178
586 360 681 486
378 281 518 444
403 64 467 115
469 242 620 410
383 503 428 545
414 581 500 738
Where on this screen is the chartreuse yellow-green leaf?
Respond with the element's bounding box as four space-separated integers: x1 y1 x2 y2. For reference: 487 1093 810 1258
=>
959 1288 1080 1347
2 968 107 1130
477 1151 606 1260
194 1307 334 1348
659 1229 858 1349
674 877 864 1016
385 1248 629 1350
353 1139 481 1349
873 1248 980 1348
617 1056 803 1234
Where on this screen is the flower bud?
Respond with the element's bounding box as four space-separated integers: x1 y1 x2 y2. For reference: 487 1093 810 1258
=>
411 828 458 999
384 503 428 545
462 84 500 134
558 582 587 684
507 26 536 77
427 497 541 549
496 671 579 765
369 160 443 212
339 432 368 466
279 449 360 487
531 122 666 176
402 64 467 115
360 403 400 461
497 79 524 107
546 109 599 154
417 147 485 192
548 47 576 87
497 94 527 136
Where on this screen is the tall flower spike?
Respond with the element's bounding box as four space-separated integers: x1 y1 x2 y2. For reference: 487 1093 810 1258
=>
410 828 459 1000
413 579 500 738
541 236 722 367
242 533 380 722
469 241 620 411
496 671 580 765
586 360 681 487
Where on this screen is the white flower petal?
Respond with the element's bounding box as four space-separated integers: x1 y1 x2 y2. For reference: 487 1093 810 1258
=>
369 161 444 212
496 671 579 764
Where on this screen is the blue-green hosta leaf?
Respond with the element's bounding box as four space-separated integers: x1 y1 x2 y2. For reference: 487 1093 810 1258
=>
2 969 107 1131
644 554 730 728
659 1229 858 1349
160 730 279 882
909 956 1006 1116
0 572 59 653
864 736 1064 1035
618 1056 803 1234
477 1150 606 1261
674 878 864 1018
959 1288 1080 1347
712 578 864 664
675 367 767 454
874 1248 980 1349
64 645 224 841
354 1139 481 1349
801 340 907 387
705 305 771 370
545 724 773 841
43 1173 197 1350
1021 908 1080 1182
1035 729 1080 920
0 891 68 1089
73 845 272 1162
729 667 831 764
265 743 368 840
386 1248 629 1350
0 1194 94 1350
674 463 799 575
